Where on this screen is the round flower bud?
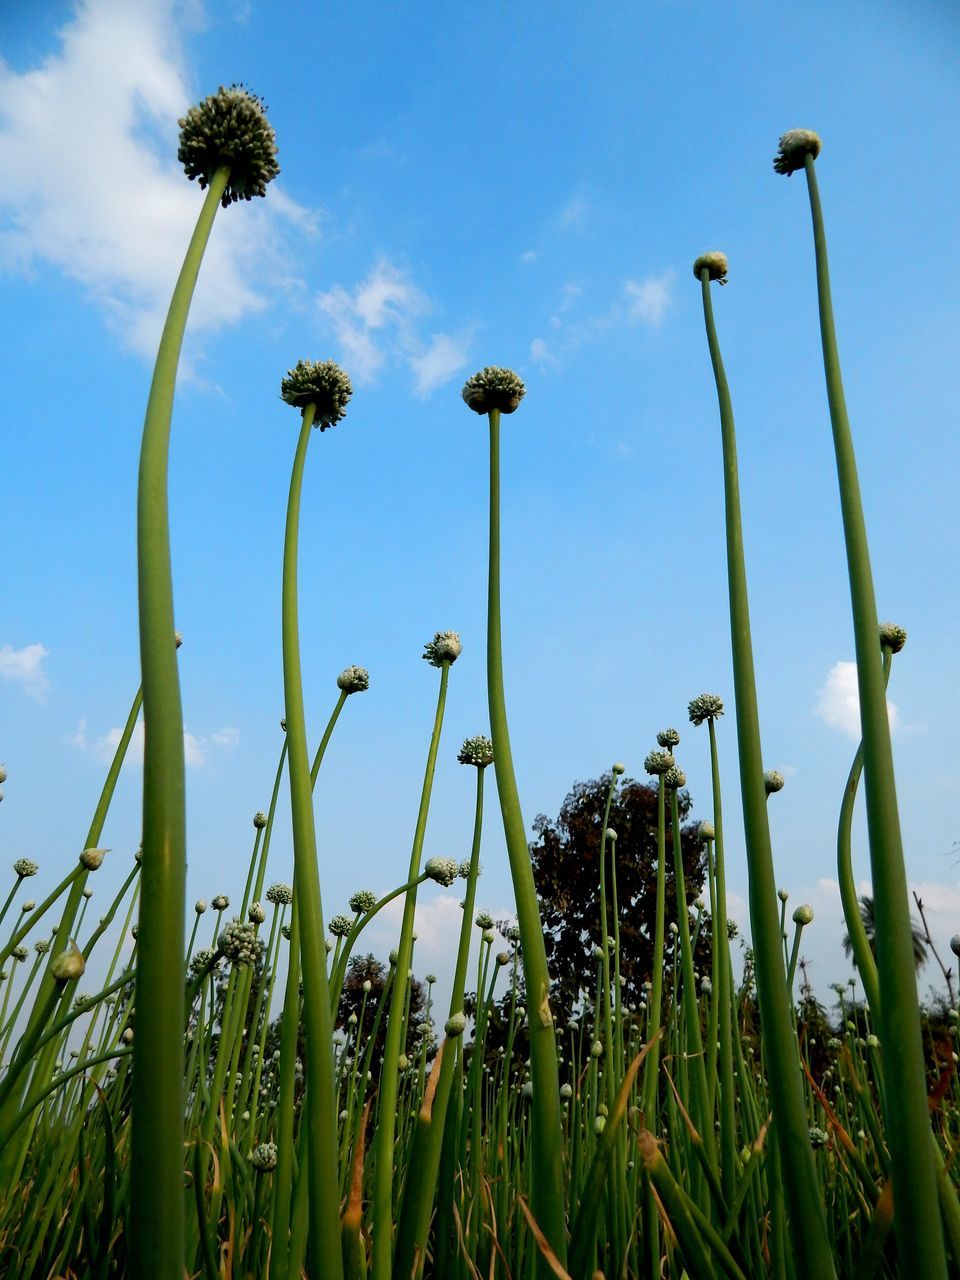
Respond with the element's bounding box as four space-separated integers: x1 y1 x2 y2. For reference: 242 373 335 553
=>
397 1054 410 1071
280 718 287 732
281 924 291 941
698 821 715 842
250 1140 278 1172
778 888 789 903
792 904 814 926
592 945 604 960
506 924 521 943
134 846 143 863
866 1033 880 1049
325 939 334 953
219 918 259 967
475 909 495 930
688 693 724 726
482 928 495 944
458 734 494 768
121 1027 134 1045
594 1115 607 1135
51 940 85 983
79 847 108 871
520 1080 533 1099
591 1040 604 1058
425 974 437 985
328 914 352 938
657 728 680 749
693 252 728 284
21 900 35 912
445 1011 467 1037
668 922 679 936
348 888 377 914
131 924 139 939
496 951 510 967
773 129 822 176
879 622 907 654
13 859 38 878
389 949 399 965
248 902 266 925
643 750 674 776
12 945 28 962
425 857 458 887
178 85 279 205
211 895 230 911
267 883 294 906
606 828 617 843
253 812 268 830
34 938 51 955
362 979 373 992
189 948 216 976
807 1125 829 1149
663 766 686 790
337 665 370 694
764 770 785 795
422 631 462 667
281 359 352 430
951 936 960 958
612 762 626 776
195 899 208 914
82 887 93 899
560 1083 573 1100
461 366 526 415
0 765 6 783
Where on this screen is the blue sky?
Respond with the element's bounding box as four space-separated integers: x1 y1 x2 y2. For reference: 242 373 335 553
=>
1 0 959 1009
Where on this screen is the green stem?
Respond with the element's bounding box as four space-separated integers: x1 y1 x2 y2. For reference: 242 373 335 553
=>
281 403 343 1280
699 267 835 1277
802 150 946 1275
486 408 566 1270
371 661 450 1280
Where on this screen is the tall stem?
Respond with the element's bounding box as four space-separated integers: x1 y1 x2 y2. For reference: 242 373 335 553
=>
699 268 835 1277
802 151 947 1274
707 718 737 1209
486 408 566 1269
131 167 228 1280
281 405 343 1280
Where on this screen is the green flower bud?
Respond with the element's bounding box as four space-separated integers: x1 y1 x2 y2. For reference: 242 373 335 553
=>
348 888 377 914
879 622 907 653
248 902 266 925
688 692 724 726
458 734 494 768
250 1140 278 1172
693 252 728 284
79 847 108 871
657 728 680 749
643 750 674 776
792 904 814 926
328 914 352 937
267 883 294 906
51 940 85 983
663 766 686 790
13 859 38 878
445 1011 467 1037
253 812 268 829
337 664 369 694
425 857 458 887
773 129 822 176
422 631 462 667
764 770 785 795
178 84 279 206
280 359 352 429
461 366 525 415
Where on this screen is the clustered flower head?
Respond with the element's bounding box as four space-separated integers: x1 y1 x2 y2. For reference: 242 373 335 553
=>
764 770 785 795
250 1140 278 1172
644 750 675 776
461 366 526 415
34 938 51 955
773 128 822 176
688 693 725 726
189 948 217 977
457 734 494 768
267 882 294 906
458 858 476 880
663 766 687 790
12 945 28 962
348 888 377 914
445 1011 467 1037
13 859 38 879
879 622 907 654
425 857 458 887
253 812 268 830
422 631 462 667
328 914 352 938
657 728 681 749
248 902 266 925
178 85 280 206
337 665 369 694
693 252 728 285
280 359 352 429
211 895 230 911
475 909 494 930
219 918 259 967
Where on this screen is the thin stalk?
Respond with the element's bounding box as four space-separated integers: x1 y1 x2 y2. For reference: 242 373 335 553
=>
486 407 566 1270
281 402 343 1280
699 265 835 1276
802 149 946 1274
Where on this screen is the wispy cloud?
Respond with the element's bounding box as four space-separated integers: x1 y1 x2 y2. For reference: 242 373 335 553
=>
0 0 314 359
71 718 238 767
815 661 899 739
558 189 590 232
0 642 49 696
624 269 675 327
316 257 469 395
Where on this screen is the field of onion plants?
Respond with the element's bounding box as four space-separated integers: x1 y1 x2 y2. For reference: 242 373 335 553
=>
1 87 957 1280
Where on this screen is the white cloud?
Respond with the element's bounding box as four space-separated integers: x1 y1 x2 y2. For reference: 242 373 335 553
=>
815 660 899 739
530 337 558 370
73 718 238 767
317 257 468 395
520 249 537 264
624 269 674 327
0 642 49 695
0 0 314 358
558 190 590 231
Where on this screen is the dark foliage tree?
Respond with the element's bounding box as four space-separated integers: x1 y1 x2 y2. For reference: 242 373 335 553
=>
842 893 927 971
336 952 433 1062
524 771 709 1028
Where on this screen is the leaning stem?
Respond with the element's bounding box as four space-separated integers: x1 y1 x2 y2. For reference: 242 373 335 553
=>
803 150 946 1275
699 267 836 1277
281 403 344 1280
486 407 566 1269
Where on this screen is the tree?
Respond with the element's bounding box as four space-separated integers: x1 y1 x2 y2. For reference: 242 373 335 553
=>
842 894 927 971
336 953 433 1061
526 771 709 1027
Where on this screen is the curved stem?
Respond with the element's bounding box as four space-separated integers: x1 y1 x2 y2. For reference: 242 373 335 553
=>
486 408 566 1270
281 403 344 1280
803 151 946 1275
699 268 835 1277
